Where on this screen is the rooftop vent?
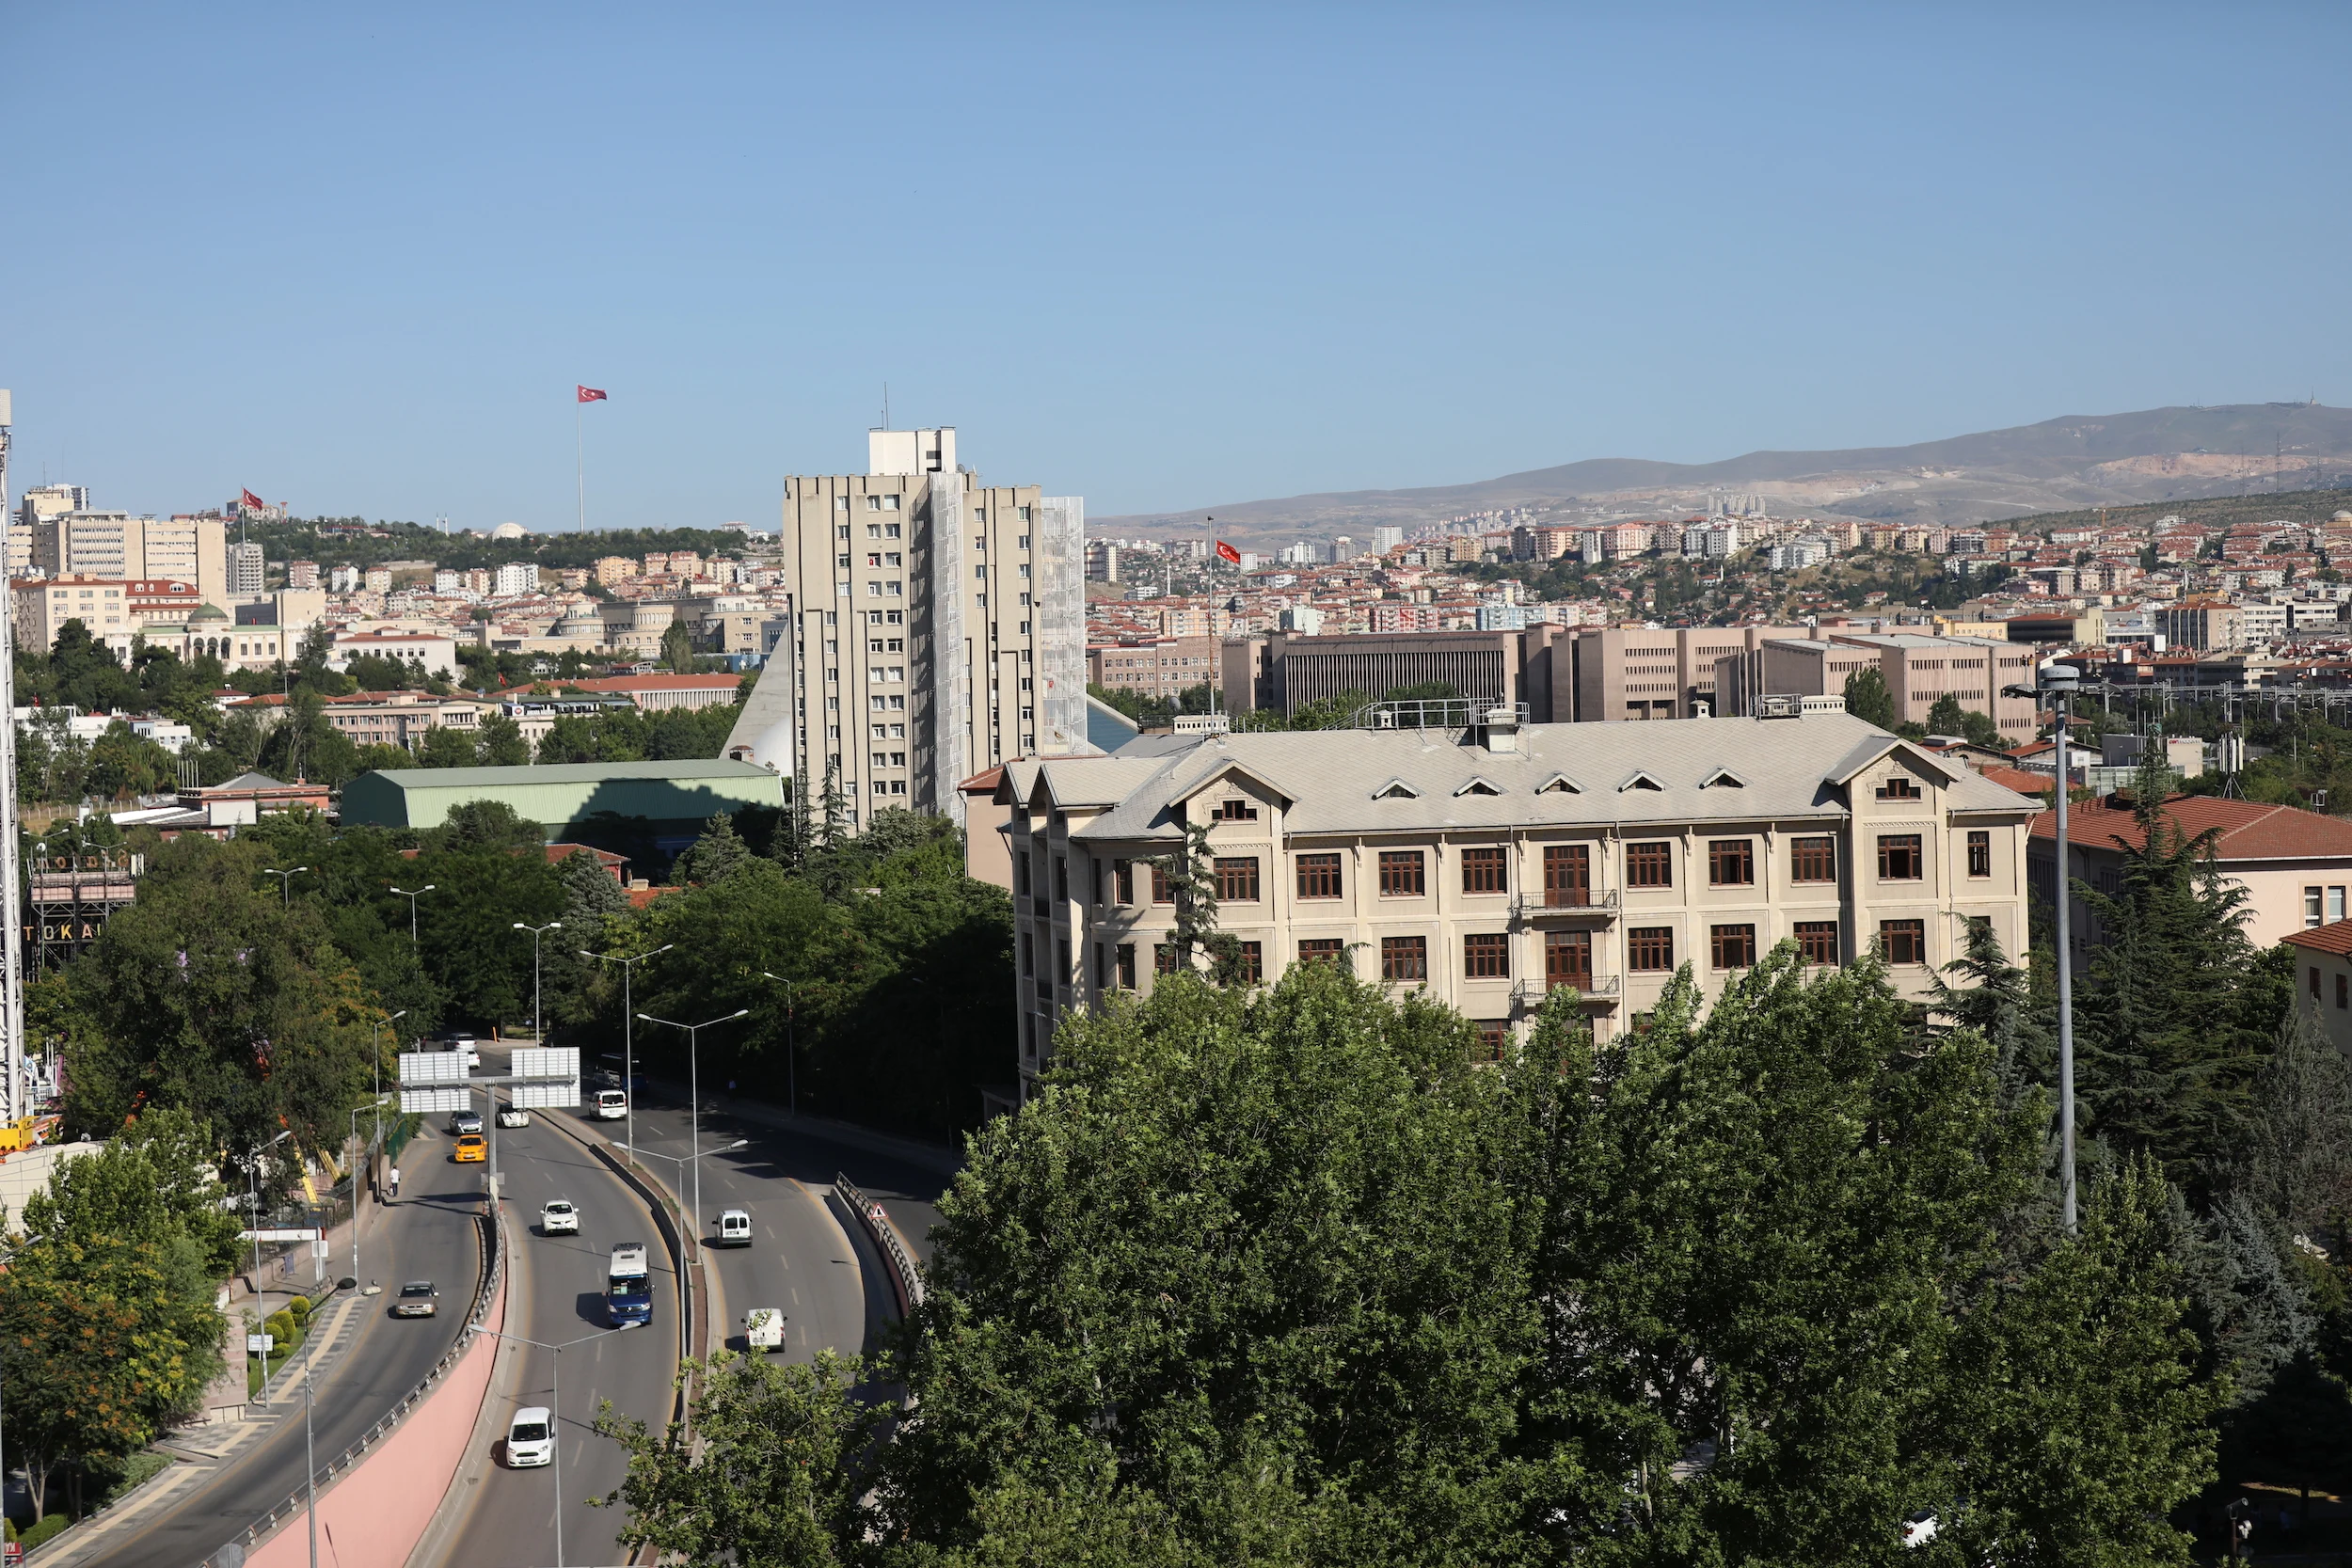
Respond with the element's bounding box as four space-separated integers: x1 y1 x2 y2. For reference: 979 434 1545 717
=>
1756 695 1805 720
1171 714 1231 735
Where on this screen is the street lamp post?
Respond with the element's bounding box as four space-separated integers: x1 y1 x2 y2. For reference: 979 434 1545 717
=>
758 972 798 1117
248 1127 295 1395
347 1096 391 1290
474 1324 632 1568
389 884 435 943
2007 664 2080 1233
636 1011 748 1243
298 1275 358 1568
513 922 563 1043
580 944 672 1162
264 865 310 907
632 1139 746 1365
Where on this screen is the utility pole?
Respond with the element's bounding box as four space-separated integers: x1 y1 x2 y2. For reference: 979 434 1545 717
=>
0 391 21 1123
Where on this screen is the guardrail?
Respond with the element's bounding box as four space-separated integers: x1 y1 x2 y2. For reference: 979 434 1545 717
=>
205 1205 501 1565
1509 974 1623 1005
1510 889 1619 919
834 1174 923 1318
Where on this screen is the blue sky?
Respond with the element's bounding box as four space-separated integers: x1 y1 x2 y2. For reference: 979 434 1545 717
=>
7 3 2347 531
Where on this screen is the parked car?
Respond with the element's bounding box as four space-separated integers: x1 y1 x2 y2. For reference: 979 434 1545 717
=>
496 1103 531 1128
453 1133 487 1164
450 1109 483 1135
505 1405 553 1468
715 1209 753 1247
392 1281 439 1318
541 1199 580 1235
742 1307 787 1353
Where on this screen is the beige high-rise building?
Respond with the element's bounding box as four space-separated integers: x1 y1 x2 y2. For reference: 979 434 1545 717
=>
32 511 226 608
724 427 1085 831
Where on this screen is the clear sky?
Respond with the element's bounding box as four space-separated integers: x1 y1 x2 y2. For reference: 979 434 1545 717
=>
7 3 2348 531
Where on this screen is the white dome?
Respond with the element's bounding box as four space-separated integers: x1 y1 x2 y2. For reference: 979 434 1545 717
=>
492 521 530 540
2333 510 2352 523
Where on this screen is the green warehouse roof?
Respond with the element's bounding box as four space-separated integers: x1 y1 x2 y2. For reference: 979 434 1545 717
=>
342 760 787 832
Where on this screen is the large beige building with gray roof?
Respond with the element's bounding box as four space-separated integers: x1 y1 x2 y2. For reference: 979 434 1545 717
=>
993 708 2035 1101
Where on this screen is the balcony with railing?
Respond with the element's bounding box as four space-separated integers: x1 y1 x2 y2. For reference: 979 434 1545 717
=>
1511 974 1622 1006
1511 887 1618 921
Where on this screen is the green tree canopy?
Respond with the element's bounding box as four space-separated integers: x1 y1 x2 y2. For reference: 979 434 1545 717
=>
1843 665 1898 728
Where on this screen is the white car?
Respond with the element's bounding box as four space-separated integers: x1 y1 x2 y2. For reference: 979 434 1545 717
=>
592 1088 628 1120
715 1209 753 1247
541 1199 580 1235
742 1307 786 1353
506 1406 553 1468
496 1104 532 1128
1900 1511 1939 1548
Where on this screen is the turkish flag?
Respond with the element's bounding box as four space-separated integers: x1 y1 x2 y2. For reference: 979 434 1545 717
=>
240 489 265 510
577 386 608 404
1215 540 1241 564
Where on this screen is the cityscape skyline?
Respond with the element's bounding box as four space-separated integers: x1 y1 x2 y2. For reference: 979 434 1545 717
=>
8 4 2350 531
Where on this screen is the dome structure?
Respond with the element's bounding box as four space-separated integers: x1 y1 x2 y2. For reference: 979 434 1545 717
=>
492 521 530 540
2333 510 2352 523
189 602 230 623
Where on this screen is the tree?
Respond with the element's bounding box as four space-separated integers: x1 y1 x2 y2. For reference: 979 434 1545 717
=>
476 712 531 767
417 722 480 768
1925 691 2005 748
594 1351 884 1566
671 813 751 886
661 620 696 672
19 1107 246 1278
1843 665 1898 728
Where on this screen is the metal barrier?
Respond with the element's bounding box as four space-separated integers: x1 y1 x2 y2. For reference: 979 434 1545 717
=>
204 1204 501 1565
834 1174 923 1318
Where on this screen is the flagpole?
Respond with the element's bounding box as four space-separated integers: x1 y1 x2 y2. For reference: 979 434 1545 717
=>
577 398 585 533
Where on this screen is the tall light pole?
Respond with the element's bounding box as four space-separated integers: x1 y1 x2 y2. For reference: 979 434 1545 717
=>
389 884 435 943
348 1095 391 1290
637 1010 747 1237
299 1275 357 1568
758 972 799 1117
2009 664 2080 1233
248 1126 296 1396
0 390 22 1130
474 1324 634 1568
265 865 310 907
580 943 671 1162
514 922 563 1043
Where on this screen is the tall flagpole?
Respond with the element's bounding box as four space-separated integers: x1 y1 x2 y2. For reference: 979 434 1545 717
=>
0 389 22 1125
577 397 585 533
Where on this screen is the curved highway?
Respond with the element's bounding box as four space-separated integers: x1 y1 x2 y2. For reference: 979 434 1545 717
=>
88 1131 483 1568
427 1097 682 1568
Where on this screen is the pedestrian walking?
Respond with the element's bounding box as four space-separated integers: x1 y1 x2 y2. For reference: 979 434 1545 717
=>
389 1164 402 1201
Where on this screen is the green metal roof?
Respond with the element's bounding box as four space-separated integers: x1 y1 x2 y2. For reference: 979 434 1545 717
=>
342 760 786 832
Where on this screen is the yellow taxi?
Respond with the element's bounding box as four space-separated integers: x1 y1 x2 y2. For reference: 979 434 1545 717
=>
453 1133 487 1164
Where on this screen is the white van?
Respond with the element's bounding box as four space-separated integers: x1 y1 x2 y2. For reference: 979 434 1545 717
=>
742 1307 786 1353
507 1406 553 1467
593 1088 628 1120
715 1209 753 1247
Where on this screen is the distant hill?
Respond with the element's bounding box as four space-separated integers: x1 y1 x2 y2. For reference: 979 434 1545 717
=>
1096 404 2352 545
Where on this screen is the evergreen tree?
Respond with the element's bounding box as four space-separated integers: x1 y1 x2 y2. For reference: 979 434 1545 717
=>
671 812 752 886
1843 666 1898 728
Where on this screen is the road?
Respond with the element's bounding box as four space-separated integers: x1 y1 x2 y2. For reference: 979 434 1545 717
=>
429 1101 682 1568
88 1132 483 1568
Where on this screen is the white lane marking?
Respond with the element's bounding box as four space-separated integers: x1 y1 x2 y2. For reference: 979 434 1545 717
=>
790 1287 799 1306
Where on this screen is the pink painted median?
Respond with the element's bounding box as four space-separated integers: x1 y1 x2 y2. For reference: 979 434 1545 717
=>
246 1261 507 1568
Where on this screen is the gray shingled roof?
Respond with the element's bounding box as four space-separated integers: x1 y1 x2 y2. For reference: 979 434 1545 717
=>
1024 713 2034 843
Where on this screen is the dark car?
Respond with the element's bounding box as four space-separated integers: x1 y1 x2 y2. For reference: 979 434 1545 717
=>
391 1281 439 1318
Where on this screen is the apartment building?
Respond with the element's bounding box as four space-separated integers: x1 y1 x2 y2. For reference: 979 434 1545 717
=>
1724 635 2039 740
2158 598 2247 653
2033 794 2352 952
2282 920 2352 1061
228 540 265 598
1565 625 1809 722
1223 628 1554 719
319 691 485 749
724 427 1086 829
1089 635 1221 703
995 708 2034 1100
31 512 227 608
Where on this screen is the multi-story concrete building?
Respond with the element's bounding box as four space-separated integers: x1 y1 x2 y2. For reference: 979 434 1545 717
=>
993 708 2034 1100
31 511 227 608
723 427 1085 829
1563 625 1808 722
1089 635 1221 703
286 559 320 590
1723 635 2039 741
2158 597 2247 653
228 540 265 598
493 562 540 596
1223 627 1558 720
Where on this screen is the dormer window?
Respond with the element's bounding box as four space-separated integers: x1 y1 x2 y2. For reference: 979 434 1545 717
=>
1619 770 1665 793
1876 776 1921 800
1372 779 1420 800
1455 778 1503 797
1535 774 1581 795
1212 798 1258 821
1699 768 1746 789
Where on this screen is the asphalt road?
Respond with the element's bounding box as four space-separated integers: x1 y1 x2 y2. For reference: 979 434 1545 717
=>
89 1132 483 1568
429 1101 682 1568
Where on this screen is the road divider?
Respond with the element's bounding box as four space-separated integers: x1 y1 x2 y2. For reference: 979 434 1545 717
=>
834 1173 924 1320
211 1206 504 1568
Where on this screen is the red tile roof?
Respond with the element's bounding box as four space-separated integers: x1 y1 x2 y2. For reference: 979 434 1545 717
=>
2030 795 2352 863
2282 919 2352 958
1979 765 2052 796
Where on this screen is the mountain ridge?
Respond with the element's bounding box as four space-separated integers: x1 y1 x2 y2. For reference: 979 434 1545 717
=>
1095 403 2352 544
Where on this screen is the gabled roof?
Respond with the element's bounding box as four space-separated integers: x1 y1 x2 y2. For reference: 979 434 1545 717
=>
1021 711 2035 845
2283 918 2352 958
1824 734 1962 788
2031 795 2352 863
